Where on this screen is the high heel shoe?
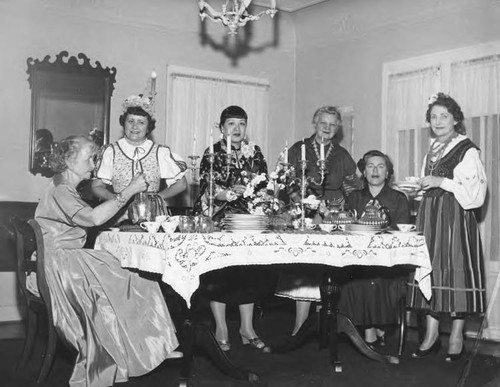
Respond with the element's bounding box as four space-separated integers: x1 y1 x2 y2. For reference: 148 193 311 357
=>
412 338 441 358
366 334 386 349
240 333 271 353
217 340 231 352
445 343 465 362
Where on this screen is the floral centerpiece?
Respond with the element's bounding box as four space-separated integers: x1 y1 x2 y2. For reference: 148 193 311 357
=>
240 160 298 217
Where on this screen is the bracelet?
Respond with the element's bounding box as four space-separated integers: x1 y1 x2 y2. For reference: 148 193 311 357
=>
113 193 128 208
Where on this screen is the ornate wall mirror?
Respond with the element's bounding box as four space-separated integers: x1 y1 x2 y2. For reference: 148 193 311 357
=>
26 51 116 177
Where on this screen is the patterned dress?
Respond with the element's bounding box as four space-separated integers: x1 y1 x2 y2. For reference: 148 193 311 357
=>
193 139 272 304
35 175 179 387
407 136 487 315
95 138 187 217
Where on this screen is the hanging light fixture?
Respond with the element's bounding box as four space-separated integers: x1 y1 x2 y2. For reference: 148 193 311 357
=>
198 0 277 35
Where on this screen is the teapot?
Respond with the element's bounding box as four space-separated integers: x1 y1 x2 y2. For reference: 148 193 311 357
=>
128 192 154 224
358 199 390 227
324 203 357 225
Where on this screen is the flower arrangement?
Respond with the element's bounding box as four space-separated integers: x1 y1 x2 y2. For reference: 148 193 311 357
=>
234 162 299 216
122 94 154 116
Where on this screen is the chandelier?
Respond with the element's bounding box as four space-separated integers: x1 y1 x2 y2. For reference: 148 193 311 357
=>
198 0 277 35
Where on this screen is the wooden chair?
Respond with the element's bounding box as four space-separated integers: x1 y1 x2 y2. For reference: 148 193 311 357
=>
13 217 58 385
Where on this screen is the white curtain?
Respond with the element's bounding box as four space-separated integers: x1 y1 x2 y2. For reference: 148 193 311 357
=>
166 71 270 168
449 55 500 265
386 67 441 180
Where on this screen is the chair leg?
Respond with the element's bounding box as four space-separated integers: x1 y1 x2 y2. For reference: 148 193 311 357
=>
17 308 38 371
37 324 57 385
397 297 406 356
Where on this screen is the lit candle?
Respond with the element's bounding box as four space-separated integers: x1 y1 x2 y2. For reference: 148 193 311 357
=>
284 140 288 164
301 140 306 161
192 134 197 156
150 71 157 95
209 129 214 154
320 137 325 161
227 130 232 154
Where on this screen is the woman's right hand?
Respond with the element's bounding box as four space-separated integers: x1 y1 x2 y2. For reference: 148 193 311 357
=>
127 173 148 195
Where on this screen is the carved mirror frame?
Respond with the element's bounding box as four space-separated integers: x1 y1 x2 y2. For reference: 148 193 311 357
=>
26 51 116 177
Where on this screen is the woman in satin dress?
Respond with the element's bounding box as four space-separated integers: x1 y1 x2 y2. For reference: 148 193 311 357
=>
35 135 180 387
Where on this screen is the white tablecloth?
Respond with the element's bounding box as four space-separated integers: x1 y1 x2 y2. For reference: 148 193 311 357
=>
95 231 432 307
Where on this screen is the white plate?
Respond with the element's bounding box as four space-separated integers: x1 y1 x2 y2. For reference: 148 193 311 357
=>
394 182 421 190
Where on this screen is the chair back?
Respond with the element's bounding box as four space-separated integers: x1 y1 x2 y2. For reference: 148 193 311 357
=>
27 219 54 323
11 217 37 301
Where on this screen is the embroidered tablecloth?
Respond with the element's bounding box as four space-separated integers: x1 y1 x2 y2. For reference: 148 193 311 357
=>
95 231 432 307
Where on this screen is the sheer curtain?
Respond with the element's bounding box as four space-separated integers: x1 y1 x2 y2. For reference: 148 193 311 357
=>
386 67 440 180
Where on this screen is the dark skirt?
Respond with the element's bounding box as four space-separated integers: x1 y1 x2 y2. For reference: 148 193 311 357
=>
407 190 486 315
200 265 276 305
338 267 407 326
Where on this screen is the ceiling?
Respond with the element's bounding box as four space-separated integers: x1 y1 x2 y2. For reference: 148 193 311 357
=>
252 0 330 13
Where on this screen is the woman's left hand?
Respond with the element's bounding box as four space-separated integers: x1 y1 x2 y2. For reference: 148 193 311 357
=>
419 176 444 190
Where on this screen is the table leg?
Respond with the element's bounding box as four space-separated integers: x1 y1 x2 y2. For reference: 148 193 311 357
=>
319 271 399 372
167 291 259 385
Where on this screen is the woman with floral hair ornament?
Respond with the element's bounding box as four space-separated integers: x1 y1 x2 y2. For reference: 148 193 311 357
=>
92 94 188 221
407 93 487 362
193 105 271 353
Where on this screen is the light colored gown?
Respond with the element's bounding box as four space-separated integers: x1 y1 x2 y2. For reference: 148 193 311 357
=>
35 174 179 387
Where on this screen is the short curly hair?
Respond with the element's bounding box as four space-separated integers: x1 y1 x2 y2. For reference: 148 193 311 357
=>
119 106 156 134
49 136 97 173
425 92 466 135
357 150 394 182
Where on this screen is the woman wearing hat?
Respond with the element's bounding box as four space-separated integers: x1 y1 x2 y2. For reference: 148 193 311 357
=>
92 94 188 219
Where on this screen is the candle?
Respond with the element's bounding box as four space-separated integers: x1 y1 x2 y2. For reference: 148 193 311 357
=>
209 129 214 154
227 130 232 154
301 140 306 161
192 134 197 156
284 141 288 164
150 71 157 95
320 137 325 161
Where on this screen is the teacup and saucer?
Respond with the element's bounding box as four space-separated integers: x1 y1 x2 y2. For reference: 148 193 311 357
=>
397 223 416 233
140 221 161 233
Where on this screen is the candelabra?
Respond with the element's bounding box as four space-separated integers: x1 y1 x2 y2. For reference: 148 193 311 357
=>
298 159 327 231
188 155 201 182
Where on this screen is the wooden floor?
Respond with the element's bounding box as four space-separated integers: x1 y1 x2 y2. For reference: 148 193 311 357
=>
2 307 500 387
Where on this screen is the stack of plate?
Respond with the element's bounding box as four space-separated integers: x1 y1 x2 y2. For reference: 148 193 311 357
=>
343 223 382 234
223 214 268 233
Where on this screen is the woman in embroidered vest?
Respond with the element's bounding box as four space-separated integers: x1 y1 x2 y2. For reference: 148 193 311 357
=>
193 105 271 353
36 136 180 387
274 106 362 336
408 93 487 362
92 94 187 219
